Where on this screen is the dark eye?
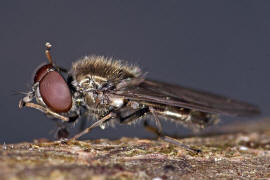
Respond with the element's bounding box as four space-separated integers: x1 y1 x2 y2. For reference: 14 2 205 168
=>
39 71 72 113
34 64 53 83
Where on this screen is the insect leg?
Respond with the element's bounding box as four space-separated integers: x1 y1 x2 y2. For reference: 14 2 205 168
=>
19 100 78 122
72 107 150 141
70 112 116 140
52 120 70 139
143 121 201 153
19 100 69 121
119 107 200 153
119 107 162 131
119 107 150 124
149 107 162 133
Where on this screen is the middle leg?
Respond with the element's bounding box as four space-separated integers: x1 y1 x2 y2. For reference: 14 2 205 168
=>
70 112 117 140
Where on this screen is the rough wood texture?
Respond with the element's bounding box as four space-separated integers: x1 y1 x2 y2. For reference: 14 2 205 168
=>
1 119 270 180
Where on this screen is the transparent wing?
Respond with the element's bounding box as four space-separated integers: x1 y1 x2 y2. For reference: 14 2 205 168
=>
114 79 260 116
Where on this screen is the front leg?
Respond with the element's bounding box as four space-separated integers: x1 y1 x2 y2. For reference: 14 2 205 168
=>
19 100 79 123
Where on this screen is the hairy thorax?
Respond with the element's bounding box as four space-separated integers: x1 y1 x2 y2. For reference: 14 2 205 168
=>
69 56 141 117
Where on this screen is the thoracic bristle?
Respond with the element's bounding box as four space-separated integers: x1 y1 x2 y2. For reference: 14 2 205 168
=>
71 56 141 81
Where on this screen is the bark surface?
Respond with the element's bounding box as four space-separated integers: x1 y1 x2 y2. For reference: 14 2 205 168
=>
1 119 270 180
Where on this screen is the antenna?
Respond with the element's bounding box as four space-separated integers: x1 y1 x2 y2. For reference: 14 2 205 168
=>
45 42 53 64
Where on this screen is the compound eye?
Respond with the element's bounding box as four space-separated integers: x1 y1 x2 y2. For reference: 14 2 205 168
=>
34 64 53 83
39 71 72 113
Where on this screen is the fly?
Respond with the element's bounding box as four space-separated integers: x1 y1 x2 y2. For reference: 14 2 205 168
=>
19 42 260 153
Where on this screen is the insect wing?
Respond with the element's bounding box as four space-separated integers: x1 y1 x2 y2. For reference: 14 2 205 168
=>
114 79 260 116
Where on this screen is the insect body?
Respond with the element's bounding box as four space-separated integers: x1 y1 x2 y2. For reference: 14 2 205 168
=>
19 43 260 151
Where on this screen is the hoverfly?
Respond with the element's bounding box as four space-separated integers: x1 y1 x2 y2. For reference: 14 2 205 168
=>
19 42 260 152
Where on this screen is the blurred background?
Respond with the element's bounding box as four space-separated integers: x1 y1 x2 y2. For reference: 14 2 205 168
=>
1 1 269 143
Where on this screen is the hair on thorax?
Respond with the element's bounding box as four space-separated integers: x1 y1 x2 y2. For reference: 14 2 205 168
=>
71 56 141 82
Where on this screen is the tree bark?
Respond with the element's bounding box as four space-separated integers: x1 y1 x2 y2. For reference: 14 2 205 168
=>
1 118 270 180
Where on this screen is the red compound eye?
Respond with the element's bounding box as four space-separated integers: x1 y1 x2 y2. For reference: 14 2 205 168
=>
39 71 72 113
34 64 53 83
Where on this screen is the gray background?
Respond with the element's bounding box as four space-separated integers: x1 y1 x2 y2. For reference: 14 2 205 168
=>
1 1 269 143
